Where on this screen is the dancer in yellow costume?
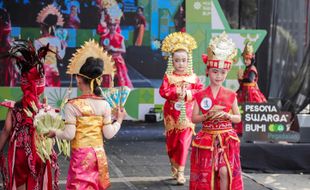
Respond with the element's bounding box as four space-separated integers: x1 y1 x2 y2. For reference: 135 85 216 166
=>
47 40 125 190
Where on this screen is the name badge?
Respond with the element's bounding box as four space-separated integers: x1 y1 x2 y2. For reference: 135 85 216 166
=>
200 97 212 111
174 102 182 111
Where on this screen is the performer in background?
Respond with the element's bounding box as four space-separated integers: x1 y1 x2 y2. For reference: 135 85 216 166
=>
160 32 203 185
190 32 243 190
65 5 80 29
34 4 66 87
0 8 16 86
133 6 146 46
98 4 133 88
0 40 58 190
46 40 126 190
174 1 185 32
235 42 267 135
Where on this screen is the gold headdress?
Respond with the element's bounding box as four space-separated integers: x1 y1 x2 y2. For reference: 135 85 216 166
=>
36 4 64 26
107 3 123 24
242 42 254 59
202 32 237 70
161 32 197 74
98 0 117 9
67 39 115 91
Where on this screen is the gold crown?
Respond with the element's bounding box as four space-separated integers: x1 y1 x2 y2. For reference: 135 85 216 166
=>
107 3 123 23
67 39 115 78
36 4 64 26
99 0 117 9
205 32 237 69
242 42 254 58
161 32 197 53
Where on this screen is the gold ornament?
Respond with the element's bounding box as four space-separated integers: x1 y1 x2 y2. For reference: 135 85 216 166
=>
107 3 123 23
242 42 254 59
98 0 117 9
162 32 197 74
36 4 64 26
67 39 115 79
204 32 237 70
161 32 197 54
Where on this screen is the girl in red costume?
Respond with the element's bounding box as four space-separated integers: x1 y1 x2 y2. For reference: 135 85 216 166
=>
190 32 243 190
235 42 267 135
98 4 133 88
160 32 203 185
0 40 59 190
237 42 267 102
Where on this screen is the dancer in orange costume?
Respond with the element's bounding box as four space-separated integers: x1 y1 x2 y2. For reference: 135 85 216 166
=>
46 40 126 189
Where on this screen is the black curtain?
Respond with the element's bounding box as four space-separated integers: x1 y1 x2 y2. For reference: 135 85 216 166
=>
257 0 310 113
220 0 310 113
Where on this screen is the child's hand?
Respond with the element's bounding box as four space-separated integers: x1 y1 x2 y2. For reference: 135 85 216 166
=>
116 107 127 121
44 130 56 138
221 112 232 121
237 69 244 80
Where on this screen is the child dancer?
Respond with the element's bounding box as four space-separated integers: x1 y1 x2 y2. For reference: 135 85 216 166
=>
46 40 126 189
160 32 203 185
35 5 66 87
235 42 267 135
0 40 58 190
190 32 243 190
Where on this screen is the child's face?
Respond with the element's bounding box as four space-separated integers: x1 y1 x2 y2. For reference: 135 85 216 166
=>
244 57 251 66
172 50 188 74
207 68 228 86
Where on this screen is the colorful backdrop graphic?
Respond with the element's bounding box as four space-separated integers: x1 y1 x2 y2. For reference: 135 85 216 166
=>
0 0 267 121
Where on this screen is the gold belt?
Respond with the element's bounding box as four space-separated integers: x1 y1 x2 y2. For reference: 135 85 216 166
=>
243 82 256 87
202 128 232 135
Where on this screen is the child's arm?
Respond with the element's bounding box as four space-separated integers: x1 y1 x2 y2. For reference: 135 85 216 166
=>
159 75 179 101
223 98 241 123
191 101 205 124
0 109 12 152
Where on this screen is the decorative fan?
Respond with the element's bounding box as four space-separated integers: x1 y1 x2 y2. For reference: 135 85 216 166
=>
100 87 131 108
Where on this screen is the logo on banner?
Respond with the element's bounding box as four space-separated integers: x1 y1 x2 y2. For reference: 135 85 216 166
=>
242 103 299 142
201 97 212 111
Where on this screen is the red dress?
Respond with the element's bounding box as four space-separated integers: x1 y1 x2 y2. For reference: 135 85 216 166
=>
0 102 58 190
237 65 267 103
99 32 133 88
190 86 243 190
235 65 267 135
159 73 203 168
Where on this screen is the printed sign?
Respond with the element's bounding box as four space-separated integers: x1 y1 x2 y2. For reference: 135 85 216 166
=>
241 103 300 142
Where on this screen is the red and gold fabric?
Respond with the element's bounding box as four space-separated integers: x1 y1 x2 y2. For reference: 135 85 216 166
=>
237 65 267 103
160 72 203 169
190 86 243 190
66 98 110 190
100 32 133 88
235 65 267 135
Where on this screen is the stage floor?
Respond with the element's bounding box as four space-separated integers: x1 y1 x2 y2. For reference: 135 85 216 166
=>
241 141 310 173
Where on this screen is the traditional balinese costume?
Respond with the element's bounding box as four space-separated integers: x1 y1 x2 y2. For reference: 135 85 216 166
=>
190 33 243 190
235 43 267 135
52 40 118 190
34 5 66 87
160 32 203 184
97 3 133 88
0 40 59 190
